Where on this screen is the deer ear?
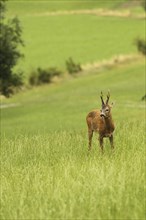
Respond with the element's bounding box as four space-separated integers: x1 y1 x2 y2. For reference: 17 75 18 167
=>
110 102 114 108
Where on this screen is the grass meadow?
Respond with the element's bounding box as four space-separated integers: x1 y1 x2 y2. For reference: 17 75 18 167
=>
1 61 145 219
1 0 146 219
6 1 145 77
7 0 128 16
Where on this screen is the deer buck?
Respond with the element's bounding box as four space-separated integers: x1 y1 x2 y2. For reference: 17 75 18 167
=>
86 91 115 152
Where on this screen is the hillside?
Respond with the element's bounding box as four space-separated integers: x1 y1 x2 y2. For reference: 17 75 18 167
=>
1 60 145 136
6 0 145 78
1 61 145 219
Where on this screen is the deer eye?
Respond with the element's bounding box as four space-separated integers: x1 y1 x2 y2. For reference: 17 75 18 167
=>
106 109 109 112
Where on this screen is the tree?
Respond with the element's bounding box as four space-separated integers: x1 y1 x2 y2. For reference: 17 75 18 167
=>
0 0 24 97
141 0 146 11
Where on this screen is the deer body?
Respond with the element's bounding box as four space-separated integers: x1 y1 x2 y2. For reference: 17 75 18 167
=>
86 92 115 151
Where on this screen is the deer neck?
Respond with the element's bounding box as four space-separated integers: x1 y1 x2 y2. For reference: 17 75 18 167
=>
103 115 113 128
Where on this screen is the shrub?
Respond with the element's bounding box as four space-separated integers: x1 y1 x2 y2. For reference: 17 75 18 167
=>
66 57 82 74
37 68 52 84
29 71 38 86
141 94 146 101
29 67 62 86
10 72 24 87
135 38 146 55
0 72 23 97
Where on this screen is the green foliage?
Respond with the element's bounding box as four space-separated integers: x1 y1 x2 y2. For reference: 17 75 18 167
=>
28 71 38 86
29 67 62 86
66 57 82 74
0 0 24 97
0 0 6 19
10 72 24 87
135 38 146 55
37 67 52 84
141 0 146 11
141 94 146 100
0 71 24 96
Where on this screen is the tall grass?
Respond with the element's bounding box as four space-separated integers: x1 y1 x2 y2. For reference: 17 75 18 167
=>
1 121 145 219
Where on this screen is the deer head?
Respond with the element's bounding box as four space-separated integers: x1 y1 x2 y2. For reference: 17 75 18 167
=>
100 91 112 118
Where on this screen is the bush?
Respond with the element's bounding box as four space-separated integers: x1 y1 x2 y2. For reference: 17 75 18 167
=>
10 72 24 87
66 57 82 74
29 71 38 86
135 38 146 55
37 68 52 84
141 94 146 101
0 72 23 97
29 67 62 86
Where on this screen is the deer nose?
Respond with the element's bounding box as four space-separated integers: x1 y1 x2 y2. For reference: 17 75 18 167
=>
100 112 105 117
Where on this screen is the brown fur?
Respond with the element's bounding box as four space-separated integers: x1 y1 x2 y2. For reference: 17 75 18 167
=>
86 92 115 152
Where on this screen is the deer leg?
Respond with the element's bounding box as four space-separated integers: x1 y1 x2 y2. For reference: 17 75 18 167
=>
109 135 114 150
99 136 104 152
88 129 93 151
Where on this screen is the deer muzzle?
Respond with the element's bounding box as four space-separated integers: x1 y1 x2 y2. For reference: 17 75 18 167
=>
100 112 106 117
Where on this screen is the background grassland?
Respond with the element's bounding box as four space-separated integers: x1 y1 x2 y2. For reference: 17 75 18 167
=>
6 1 145 77
1 61 145 136
7 0 128 16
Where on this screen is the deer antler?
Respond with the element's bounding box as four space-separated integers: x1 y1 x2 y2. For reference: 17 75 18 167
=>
100 91 105 106
106 90 110 104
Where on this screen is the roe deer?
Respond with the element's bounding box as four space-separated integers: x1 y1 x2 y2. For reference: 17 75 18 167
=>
86 91 115 152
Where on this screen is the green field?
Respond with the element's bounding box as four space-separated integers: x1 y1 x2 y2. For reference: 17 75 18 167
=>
1 60 145 134
7 0 128 16
1 1 146 219
6 0 145 78
1 61 145 219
